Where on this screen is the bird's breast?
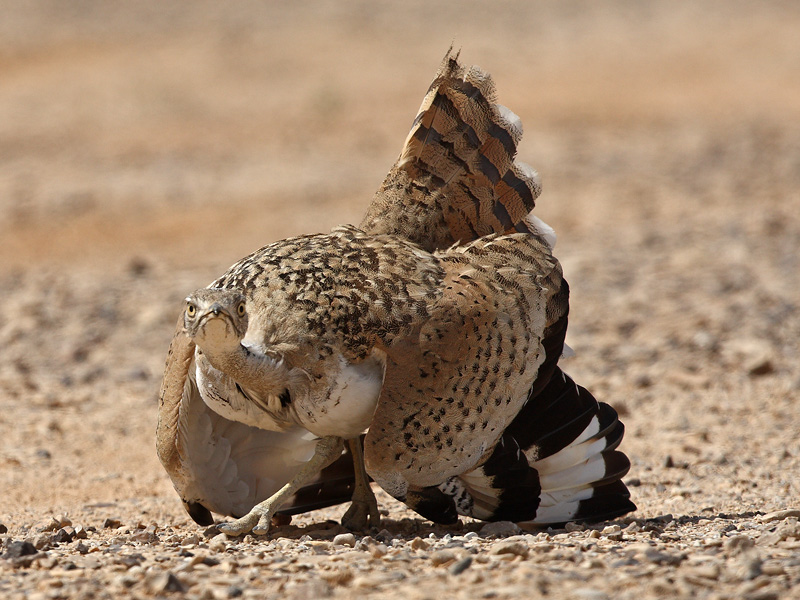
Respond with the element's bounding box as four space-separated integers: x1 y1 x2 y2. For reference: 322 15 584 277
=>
298 350 386 439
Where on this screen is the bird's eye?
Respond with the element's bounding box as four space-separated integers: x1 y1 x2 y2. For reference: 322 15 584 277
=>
237 302 246 317
186 303 197 317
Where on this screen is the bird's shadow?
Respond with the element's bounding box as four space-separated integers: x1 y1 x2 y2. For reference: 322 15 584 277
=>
206 509 767 542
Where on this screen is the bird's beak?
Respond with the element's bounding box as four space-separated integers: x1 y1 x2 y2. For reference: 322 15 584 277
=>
210 303 224 316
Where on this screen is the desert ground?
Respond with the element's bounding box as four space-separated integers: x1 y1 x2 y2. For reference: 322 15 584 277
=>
1 2 799 599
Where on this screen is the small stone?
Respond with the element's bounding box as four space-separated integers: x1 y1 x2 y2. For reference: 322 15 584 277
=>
490 541 529 558
75 543 90 555
623 522 641 533
430 549 458 566
55 515 72 528
51 528 75 544
375 529 393 542
103 518 122 529
601 525 623 540
564 522 584 532
131 528 158 543
756 532 782 547
208 533 228 552
31 534 51 550
332 533 356 547
368 543 388 558
0 524 6 534
4 540 37 558
641 547 684 566
149 572 186 594
190 553 220 567
449 556 473 575
758 509 800 523
354 535 375 551
479 521 521 537
73 525 89 540
116 553 146 569
410 537 429 551
39 517 61 532
725 535 755 554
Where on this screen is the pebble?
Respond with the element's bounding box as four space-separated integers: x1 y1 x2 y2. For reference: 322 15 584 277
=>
725 535 755 554
601 525 623 540
490 541 529 558
758 509 800 523
410 537 429 551
449 556 473 575
208 533 229 552
4 540 37 558
102 518 122 529
430 549 458 566
368 543 389 558
332 533 356 547
479 521 521 537
147 572 186 594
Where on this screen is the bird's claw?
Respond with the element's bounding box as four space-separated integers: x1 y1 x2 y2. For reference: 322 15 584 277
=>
217 507 274 536
341 492 381 531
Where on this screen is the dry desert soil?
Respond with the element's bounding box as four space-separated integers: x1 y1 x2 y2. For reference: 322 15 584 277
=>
1 2 799 599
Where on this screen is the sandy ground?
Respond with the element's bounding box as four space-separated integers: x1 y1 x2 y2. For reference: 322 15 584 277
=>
1 2 799 598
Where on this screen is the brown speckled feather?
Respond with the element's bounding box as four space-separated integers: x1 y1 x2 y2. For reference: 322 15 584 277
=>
156 50 634 527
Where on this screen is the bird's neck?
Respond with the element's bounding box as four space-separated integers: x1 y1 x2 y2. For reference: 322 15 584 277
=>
200 340 290 398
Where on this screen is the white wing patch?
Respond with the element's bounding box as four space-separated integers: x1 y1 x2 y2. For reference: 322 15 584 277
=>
304 350 387 438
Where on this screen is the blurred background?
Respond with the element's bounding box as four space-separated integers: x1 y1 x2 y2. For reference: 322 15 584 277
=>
0 1 798 525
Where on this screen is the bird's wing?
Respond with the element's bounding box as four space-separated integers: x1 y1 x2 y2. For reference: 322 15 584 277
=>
156 318 355 525
360 49 544 252
364 232 565 494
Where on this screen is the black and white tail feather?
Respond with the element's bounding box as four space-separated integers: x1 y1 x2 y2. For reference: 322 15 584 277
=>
455 368 633 525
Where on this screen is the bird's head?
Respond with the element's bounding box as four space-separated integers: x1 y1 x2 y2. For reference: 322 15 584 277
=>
183 288 249 350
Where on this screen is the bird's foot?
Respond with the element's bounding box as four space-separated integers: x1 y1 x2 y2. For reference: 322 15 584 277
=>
217 435 346 537
217 502 278 536
341 485 381 531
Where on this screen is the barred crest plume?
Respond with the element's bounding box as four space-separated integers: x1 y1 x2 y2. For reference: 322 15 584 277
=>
156 49 635 534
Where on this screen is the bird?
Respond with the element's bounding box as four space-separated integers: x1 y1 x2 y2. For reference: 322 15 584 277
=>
156 49 636 535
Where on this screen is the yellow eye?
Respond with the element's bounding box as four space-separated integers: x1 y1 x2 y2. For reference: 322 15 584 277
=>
237 302 246 317
186 303 196 317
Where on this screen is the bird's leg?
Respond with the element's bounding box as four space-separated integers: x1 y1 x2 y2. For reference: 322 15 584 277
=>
217 435 345 536
341 437 381 530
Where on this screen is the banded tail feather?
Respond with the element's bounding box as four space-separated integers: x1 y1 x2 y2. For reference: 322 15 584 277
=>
361 48 545 252
406 368 635 526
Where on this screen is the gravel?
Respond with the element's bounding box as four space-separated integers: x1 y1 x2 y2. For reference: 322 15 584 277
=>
2 2 800 599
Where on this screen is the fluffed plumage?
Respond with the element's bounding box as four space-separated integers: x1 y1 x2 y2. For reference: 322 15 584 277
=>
156 49 635 532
